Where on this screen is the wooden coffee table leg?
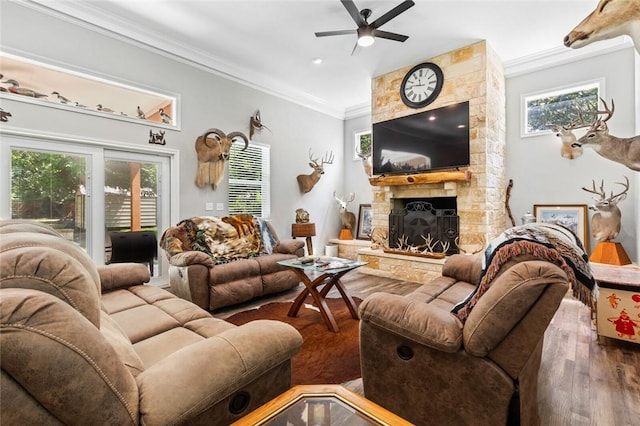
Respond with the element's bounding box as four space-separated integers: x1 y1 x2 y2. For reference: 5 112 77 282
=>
331 276 359 320
287 270 340 332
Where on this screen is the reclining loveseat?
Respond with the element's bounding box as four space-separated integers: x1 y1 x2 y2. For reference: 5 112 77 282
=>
0 220 303 425
160 215 305 311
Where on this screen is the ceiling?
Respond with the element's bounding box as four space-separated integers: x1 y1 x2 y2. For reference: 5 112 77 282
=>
28 0 629 118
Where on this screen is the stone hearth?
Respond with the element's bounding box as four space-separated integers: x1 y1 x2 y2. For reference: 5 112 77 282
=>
357 41 506 284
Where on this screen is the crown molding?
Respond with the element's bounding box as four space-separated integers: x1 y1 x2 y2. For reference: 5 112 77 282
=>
504 37 634 78
22 0 346 119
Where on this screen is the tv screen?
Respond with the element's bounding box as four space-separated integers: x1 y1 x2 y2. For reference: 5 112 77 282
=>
372 101 470 175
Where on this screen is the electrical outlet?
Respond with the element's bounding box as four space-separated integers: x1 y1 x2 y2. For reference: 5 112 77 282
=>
216 203 224 211
205 202 214 211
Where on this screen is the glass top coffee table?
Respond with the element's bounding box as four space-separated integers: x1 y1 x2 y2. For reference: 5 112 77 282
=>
277 257 367 332
231 384 412 425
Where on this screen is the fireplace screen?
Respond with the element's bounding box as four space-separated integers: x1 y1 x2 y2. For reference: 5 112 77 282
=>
389 200 459 255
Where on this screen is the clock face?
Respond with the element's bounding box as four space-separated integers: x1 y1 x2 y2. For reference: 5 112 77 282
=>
400 62 444 108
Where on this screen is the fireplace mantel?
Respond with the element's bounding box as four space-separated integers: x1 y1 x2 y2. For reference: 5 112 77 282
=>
368 170 472 187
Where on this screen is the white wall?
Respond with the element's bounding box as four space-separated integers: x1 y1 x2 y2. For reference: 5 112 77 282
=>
0 1 344 250
506 47 638 262
342 113 373 209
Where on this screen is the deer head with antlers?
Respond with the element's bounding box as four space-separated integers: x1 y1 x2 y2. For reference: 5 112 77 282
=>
582 176 630 241
356 147 373 176
564 0 640 55
571 98 640 171
550 121 585 160
334 191 356 231
296 149 334 193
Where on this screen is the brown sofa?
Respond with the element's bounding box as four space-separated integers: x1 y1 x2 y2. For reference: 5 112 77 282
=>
161 216 305 311
0 220 303 425
359 224 594 425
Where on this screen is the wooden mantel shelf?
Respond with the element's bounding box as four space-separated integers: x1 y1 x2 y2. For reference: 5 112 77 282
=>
368 170 472 187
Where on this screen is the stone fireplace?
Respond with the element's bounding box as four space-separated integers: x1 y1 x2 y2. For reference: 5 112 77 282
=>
356 41 506 284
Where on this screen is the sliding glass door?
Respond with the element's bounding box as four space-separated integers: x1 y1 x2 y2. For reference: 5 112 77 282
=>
1 135 175 285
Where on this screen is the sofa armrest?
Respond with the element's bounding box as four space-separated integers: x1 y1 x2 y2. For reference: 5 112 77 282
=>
97 263 150 292
442 253 483 284
135 320 302 425
168 251 215 268
359 292 463 353
274 239 305 255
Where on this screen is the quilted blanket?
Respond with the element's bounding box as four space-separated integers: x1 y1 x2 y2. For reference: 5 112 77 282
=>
160 215 277 263
453 223 595 322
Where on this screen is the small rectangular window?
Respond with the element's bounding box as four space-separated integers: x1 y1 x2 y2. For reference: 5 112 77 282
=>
354 130 372 160
228 143 270 218
521 79 604 137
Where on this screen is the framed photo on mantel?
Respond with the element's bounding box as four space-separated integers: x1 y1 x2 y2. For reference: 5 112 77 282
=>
533 204 589 252
357 204 372 240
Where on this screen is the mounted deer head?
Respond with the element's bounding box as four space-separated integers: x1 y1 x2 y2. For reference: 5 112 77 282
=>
194 128 249 189
550 122 585 160
356 147 373 176
572 98 640 171
333 191 356 231
564 0 640 55
582 176 629 241
296 149 334 193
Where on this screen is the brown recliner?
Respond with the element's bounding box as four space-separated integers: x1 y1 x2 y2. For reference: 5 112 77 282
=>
0 220 302 425
359 251 580 425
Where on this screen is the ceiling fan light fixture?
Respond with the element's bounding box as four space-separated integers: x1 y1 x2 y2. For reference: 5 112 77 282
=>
357 27 375 47
357 34 375 47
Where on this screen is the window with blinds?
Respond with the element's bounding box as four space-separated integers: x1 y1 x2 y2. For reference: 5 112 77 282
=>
228 142 270 218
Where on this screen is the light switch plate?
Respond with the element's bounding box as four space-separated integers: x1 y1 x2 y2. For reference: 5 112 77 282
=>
216 203 224 211
205 202 214 211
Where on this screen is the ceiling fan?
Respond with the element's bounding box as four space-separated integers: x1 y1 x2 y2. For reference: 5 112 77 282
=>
315 0 415 55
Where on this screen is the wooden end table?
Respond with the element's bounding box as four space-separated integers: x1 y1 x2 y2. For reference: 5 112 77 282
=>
231 384 412 425
277 257 366 332
292 223 316 255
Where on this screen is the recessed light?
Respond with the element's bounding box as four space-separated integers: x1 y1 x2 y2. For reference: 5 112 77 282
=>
312 58 323 65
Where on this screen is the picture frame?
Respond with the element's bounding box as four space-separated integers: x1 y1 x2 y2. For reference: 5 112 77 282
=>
533 204 589 252
356 204 373 240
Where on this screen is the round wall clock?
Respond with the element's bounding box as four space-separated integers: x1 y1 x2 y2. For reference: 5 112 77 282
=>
400 62 444 109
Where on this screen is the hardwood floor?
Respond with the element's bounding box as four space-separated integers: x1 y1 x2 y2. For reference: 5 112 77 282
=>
213 271 640 425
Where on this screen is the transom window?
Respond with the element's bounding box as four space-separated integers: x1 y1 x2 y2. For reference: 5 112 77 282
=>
521 79 604 137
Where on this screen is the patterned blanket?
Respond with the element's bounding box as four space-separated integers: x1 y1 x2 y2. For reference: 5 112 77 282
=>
160 215 278 263
453 223 595 322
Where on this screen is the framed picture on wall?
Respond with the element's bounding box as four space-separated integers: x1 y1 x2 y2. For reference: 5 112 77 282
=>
533 204 589 252
357 204 373 240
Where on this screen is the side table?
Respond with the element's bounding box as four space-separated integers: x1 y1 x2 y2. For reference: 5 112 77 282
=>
591 262 640 344
292 223 316 255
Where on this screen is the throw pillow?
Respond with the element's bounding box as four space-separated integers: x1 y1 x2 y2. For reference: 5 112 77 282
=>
258 218 279 254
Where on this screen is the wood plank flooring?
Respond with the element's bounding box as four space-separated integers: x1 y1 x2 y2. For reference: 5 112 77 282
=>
213 271 640 425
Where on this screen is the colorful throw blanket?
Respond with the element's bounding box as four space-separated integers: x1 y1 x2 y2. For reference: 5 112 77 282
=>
453 223 595 322
160 215 278 264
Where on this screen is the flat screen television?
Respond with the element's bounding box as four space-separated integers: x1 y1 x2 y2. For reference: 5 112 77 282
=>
372 101 470 175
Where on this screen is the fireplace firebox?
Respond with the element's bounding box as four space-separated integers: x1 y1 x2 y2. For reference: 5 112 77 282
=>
389 197 459 255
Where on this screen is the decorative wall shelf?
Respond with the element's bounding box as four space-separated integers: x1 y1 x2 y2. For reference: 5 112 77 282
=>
368 170 472 187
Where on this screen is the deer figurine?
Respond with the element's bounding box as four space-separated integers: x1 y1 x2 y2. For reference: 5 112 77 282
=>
582 176 629 241
571 98 640 171
333 191 356 232
296 149 334 193
564 0 640 55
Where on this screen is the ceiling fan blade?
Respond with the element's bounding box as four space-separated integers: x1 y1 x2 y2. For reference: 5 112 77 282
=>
315 29 357 37
370 0 415 29
341 0 366 27
373 29 409 42
351 41 362 56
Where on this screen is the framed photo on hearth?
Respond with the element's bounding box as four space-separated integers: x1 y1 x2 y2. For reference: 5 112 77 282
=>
357 204 372 240
533 204 589 252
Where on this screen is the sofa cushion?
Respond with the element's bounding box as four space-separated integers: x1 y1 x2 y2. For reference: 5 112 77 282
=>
0 232 102 327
